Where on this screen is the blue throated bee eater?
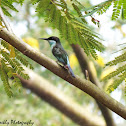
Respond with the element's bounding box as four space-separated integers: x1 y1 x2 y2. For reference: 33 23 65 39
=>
40 36 75 78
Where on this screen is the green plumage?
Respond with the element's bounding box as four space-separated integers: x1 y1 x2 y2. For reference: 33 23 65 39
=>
52 44 68 65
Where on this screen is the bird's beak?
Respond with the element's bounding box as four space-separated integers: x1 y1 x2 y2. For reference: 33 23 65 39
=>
39 38 48 40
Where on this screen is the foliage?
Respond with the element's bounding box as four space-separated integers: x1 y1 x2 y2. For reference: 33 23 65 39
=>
0 40 33 97
34 0 105 59
82 0 126 20
102 52 126 93
1 0 24 17
0 0 35 97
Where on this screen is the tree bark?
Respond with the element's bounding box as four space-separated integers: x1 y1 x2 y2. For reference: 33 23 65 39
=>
71 44 116 126
0 27 126 119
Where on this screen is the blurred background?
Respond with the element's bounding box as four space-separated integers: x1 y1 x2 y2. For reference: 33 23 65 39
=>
0 0 126 125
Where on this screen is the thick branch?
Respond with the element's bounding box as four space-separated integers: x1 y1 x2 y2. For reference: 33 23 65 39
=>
18 68 105 126
72 44 116 126
0 27 126 119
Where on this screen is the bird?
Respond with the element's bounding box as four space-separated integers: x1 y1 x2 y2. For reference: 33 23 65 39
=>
40 36 75 78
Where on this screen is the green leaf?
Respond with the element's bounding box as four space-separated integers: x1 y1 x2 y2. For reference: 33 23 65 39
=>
2 0 18 12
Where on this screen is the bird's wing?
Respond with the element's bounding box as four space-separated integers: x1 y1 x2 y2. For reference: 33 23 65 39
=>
52 45 68 65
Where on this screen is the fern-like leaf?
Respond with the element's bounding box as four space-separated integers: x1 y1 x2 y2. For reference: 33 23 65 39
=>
106 52 126 66
16 0 25 5
72 3 87 23
82 0 126 20
112 0 122 20
0 0 34 97
1 40 9 49
102 64 126 81
0 48 31 97
0 67 13 97
12 76 22 92
1 58 22 94
103 50 126 94
15 52 34 69
106 71 126 93
1 0 18 12
1 0 25 16
1 6 12 17
36 0 50 13
122 0 126 19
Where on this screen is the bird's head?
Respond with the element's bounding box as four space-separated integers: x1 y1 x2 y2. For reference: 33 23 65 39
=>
40 36 60 45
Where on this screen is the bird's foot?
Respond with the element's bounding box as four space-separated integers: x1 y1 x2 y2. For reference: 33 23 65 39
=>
56 61 63 67
64 65 68 70
56 61 66 70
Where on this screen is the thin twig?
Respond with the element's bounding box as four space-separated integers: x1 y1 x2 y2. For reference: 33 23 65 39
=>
0 7 13 33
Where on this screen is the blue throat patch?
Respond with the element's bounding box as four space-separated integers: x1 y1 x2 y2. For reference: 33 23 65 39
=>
48 40 56 49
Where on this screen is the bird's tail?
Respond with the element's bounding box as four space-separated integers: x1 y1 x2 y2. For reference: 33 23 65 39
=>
67 65 75 78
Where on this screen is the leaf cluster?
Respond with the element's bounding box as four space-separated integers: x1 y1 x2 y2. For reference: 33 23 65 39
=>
83 0 126 20
102 51 126 93
0 40 33 97
34 0 104 59
1 0 24 17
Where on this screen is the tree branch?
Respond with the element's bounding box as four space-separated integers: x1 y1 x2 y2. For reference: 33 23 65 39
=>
71 44 116 126
18 68 105 126
0 27 126 119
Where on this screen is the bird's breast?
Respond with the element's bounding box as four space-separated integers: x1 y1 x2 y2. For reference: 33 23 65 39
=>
52 46 61 55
